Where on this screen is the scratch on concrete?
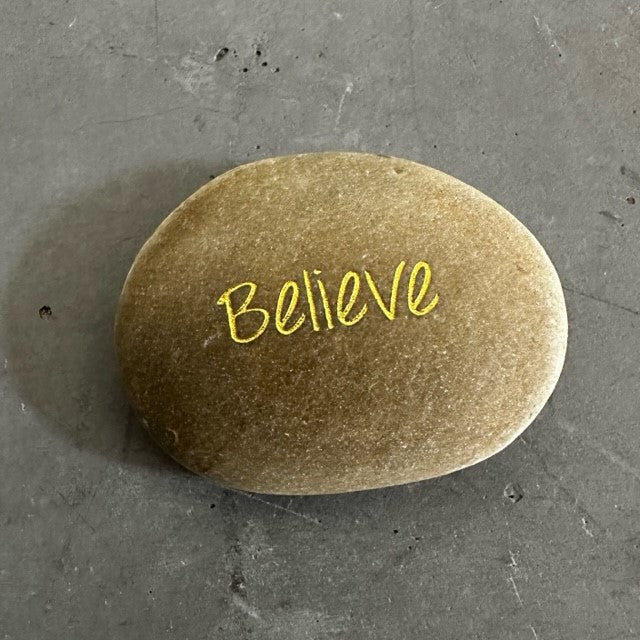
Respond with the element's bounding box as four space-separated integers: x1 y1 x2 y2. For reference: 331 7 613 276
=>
154 0 159 46
72 106 186 131
335 81 353 127
598 210 622 224
557 419 640 482
505 520 518 569
532 14 563 57
562 285 639 317
530 625 540 639
508 575 524 607
236 490 321 524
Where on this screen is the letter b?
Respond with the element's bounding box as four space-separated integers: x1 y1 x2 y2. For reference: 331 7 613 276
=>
217 282 269 344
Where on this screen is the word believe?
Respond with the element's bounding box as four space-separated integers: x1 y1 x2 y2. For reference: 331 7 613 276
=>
216 260 439 344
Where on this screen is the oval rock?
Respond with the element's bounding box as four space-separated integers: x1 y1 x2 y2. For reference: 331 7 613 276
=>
115 152 567 494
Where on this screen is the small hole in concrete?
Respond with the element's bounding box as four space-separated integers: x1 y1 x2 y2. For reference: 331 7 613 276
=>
627 196 636 205
504 483 523 503
214 47 229 61
39 305 52 319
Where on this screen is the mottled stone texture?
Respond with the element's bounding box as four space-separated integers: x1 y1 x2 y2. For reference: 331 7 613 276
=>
116 153 567 494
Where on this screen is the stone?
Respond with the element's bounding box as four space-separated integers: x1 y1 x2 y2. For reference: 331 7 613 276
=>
115 152 567 495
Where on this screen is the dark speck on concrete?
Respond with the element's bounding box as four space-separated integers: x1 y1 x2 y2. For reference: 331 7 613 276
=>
626 196 636 205
621 165 640 184
38 305 52 319
193 114 205 132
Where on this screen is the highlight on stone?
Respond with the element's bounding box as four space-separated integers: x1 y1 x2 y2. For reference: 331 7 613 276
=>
115 152 567 495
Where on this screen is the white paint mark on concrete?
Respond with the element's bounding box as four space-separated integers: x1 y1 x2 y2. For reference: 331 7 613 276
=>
20 402 26 413
581 517 594 537
530 625 540 639
232 593 262 619
335 81 353 127
236 490 321 524
68 16 77 28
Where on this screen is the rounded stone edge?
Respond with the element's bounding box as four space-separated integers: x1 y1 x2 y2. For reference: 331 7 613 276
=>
114 151 569 495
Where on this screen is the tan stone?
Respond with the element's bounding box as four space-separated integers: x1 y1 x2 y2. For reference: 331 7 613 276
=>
115 152 567 494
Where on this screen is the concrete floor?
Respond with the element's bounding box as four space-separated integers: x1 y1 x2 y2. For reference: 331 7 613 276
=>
1 1 639 638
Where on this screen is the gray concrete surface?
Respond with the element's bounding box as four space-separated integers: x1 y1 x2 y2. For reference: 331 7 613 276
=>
1 1 639 638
